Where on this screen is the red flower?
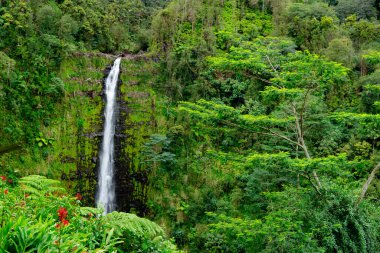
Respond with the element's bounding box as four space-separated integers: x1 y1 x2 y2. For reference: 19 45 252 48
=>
75 192 83 201
4 189 8 195
7 179 12 184
62 219 69 226
0 176 6 181
88 213 93 218
55 220 69 228
57 207 68 222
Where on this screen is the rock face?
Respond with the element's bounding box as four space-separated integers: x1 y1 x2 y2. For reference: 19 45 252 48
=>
59 56 155 215
73 98 102 207
58 57 109 207
113 60 155 216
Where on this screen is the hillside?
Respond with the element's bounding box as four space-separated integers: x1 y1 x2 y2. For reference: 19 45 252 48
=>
1 0 380 252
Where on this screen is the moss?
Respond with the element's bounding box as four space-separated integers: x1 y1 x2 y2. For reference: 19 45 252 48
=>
0 56 111 205
0 56 169 214
114 59 166 214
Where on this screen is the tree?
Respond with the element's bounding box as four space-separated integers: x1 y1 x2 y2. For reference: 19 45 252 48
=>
358 162 380 204
361 84 380 113
0 51 15 81
36 4 62 35
334 0 377 21
178 36 352 193
330 112 380 203
323 37 356 68
343 15 380 49
285 1 338 52
58 14 79 42
269 0 293 35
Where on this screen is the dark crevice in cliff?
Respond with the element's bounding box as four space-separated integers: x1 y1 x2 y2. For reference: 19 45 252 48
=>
114 60 149 216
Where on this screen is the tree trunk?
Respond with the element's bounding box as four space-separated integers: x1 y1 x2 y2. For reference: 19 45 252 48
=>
358 162 380 204
292 105 322 189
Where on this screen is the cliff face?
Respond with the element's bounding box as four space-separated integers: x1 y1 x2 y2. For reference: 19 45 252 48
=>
0 55 160 214
114 59 158 215
59 56 110 207
62 56 158 214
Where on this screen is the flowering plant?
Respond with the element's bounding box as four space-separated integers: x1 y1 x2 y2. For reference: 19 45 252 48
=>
0 175 179 252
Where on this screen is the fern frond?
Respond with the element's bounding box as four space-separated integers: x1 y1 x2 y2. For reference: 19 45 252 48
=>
79 207 103 217
19 175 67 197
105 212 164 239
21 186 43 197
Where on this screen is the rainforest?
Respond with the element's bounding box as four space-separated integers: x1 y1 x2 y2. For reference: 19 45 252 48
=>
1 0 380 252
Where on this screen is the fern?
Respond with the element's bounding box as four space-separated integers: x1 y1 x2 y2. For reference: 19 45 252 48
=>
79 206 103 217
104 212 182 252
19 175 66 197
105 212 164 239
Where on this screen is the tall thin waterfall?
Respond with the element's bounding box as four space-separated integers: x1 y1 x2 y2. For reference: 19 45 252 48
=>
96 57 121 214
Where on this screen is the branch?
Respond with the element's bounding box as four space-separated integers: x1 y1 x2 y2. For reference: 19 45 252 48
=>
284 167 322 195
259 126 303 148
265 54 284 89
357 162 380 205
208 113 324 192
299 88 312 139
291 104 309 157
291 103 322 189
252 76 274 85
265 55 280 78
305 172 322 195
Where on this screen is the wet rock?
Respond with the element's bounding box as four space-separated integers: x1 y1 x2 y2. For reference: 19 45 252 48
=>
127 91 150 99
82 132 103 139
61 173 67 180
60 155 76 163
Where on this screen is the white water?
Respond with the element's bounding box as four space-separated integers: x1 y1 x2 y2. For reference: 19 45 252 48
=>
96 57 121 214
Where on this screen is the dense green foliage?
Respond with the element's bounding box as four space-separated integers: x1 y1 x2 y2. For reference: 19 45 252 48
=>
146 0 380 252
0 175 179 252
1 0 380 252
0 0 161 148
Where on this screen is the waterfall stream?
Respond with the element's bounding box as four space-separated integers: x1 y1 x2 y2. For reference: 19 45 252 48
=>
96 57 121 214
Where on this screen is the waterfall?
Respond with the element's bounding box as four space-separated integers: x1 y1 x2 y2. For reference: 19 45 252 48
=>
96 57 121 214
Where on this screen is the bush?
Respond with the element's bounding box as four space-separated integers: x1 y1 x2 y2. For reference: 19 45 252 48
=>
0 175 180 252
